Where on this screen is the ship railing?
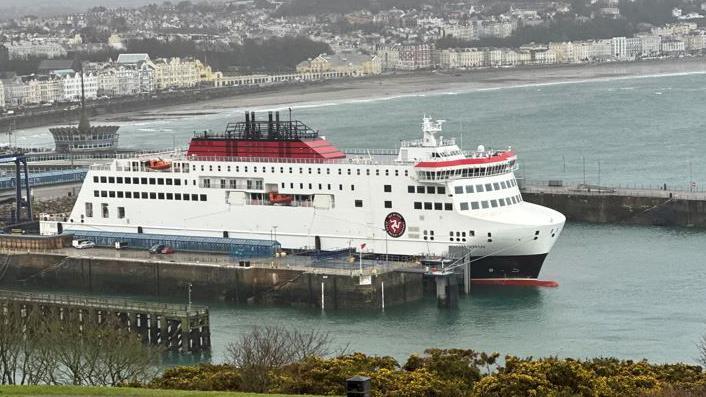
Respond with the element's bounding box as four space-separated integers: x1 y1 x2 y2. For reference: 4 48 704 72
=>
245 199 313 207
343 148 400 156
182 154 411 167
462 148 513 159
400 137 457 147
520 179 706 199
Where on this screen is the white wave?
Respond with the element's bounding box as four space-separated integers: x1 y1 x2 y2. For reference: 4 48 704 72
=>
233 70 706 113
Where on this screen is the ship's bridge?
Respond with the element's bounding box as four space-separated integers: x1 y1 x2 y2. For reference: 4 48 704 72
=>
398 117 517 183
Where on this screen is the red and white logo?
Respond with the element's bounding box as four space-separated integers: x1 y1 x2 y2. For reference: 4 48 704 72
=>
384 212 406 238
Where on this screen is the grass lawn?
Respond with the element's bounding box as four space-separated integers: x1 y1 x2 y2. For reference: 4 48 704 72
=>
0 385 316 397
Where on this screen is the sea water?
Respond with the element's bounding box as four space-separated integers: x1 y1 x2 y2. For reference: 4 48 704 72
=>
11 73 706 364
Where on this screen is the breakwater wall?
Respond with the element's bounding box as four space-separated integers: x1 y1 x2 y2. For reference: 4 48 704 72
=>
522 184 706 227
0 252 423 310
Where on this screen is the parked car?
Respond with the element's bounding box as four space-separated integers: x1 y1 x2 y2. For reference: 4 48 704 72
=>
148 243 165 254
148 244 174 254
160 245 175 254
72 239 95 249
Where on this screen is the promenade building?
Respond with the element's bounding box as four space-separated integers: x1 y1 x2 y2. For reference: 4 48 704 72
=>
625 37 642 58
377 45 401 71
116 53 156 93
685 33 706 52
454 48 485 68
660 38 686 54
501 49 521 66
2 75 62 106
396 44 433 70
60 72 98 102
296 52 382 77
549 42 575 64
637 34 662 57
0 81 4 109
485 48 502 67
591 39 613 61
153 58 201 90
151 58 219 90
85 62 141 97
611 37 628 59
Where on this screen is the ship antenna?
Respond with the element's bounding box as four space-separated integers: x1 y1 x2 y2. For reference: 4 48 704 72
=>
288 107 292 139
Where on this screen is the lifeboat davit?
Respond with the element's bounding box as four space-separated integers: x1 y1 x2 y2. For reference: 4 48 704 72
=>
146 159 171 170
269 192 293 205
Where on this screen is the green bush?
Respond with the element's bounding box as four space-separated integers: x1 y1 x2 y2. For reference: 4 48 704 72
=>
150 364 241 391
274 353 399 395
147 351 706 397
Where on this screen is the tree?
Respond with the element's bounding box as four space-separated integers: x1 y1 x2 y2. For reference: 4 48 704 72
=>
699 335 706 367
226 325 331 392
0 302 159 386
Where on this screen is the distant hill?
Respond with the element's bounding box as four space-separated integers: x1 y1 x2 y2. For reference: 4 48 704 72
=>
0 0 163 18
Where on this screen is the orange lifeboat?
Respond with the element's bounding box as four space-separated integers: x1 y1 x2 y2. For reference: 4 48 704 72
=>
269 192 293 205
145 159 171 170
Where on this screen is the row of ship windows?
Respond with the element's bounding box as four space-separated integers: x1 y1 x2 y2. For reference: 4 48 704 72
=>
70 143 114 149
407 185 447 195
422 230 494 242
279 182 359 192
94 176 184 186
194 164 409 177
93 190 207 201
413 202 454 211
418 162 515 181
54 134 115 141
459 195 523 211
454 178 517 195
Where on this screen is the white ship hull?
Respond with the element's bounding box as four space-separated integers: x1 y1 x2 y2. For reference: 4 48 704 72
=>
41 115 566 279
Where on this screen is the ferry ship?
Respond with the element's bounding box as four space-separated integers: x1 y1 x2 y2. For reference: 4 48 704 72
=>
40 111 565 280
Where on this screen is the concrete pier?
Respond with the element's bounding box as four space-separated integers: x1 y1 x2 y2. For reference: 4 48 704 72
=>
0 288 210 353
522 182 706 228
0 248 424 310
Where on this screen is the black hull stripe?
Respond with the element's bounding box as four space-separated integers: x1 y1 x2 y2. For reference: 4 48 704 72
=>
468 253 548 279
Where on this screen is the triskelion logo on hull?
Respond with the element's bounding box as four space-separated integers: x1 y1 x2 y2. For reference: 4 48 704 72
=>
384 212 406 238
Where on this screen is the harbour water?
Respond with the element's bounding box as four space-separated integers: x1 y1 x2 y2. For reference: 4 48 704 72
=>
10 72 706 364
203 222 706 364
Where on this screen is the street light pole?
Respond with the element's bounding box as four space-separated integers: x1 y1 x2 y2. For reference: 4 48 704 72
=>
187 282 192 312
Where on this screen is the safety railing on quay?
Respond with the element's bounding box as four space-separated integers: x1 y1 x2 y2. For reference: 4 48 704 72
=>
0 289 208 317
520 179 706 200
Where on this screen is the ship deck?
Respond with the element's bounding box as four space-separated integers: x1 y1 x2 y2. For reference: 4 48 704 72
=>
87 148 514 169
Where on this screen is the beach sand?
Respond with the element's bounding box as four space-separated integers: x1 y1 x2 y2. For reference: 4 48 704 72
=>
97 57 706 122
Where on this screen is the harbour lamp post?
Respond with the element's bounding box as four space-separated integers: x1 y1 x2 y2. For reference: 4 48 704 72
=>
187 283 192 312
